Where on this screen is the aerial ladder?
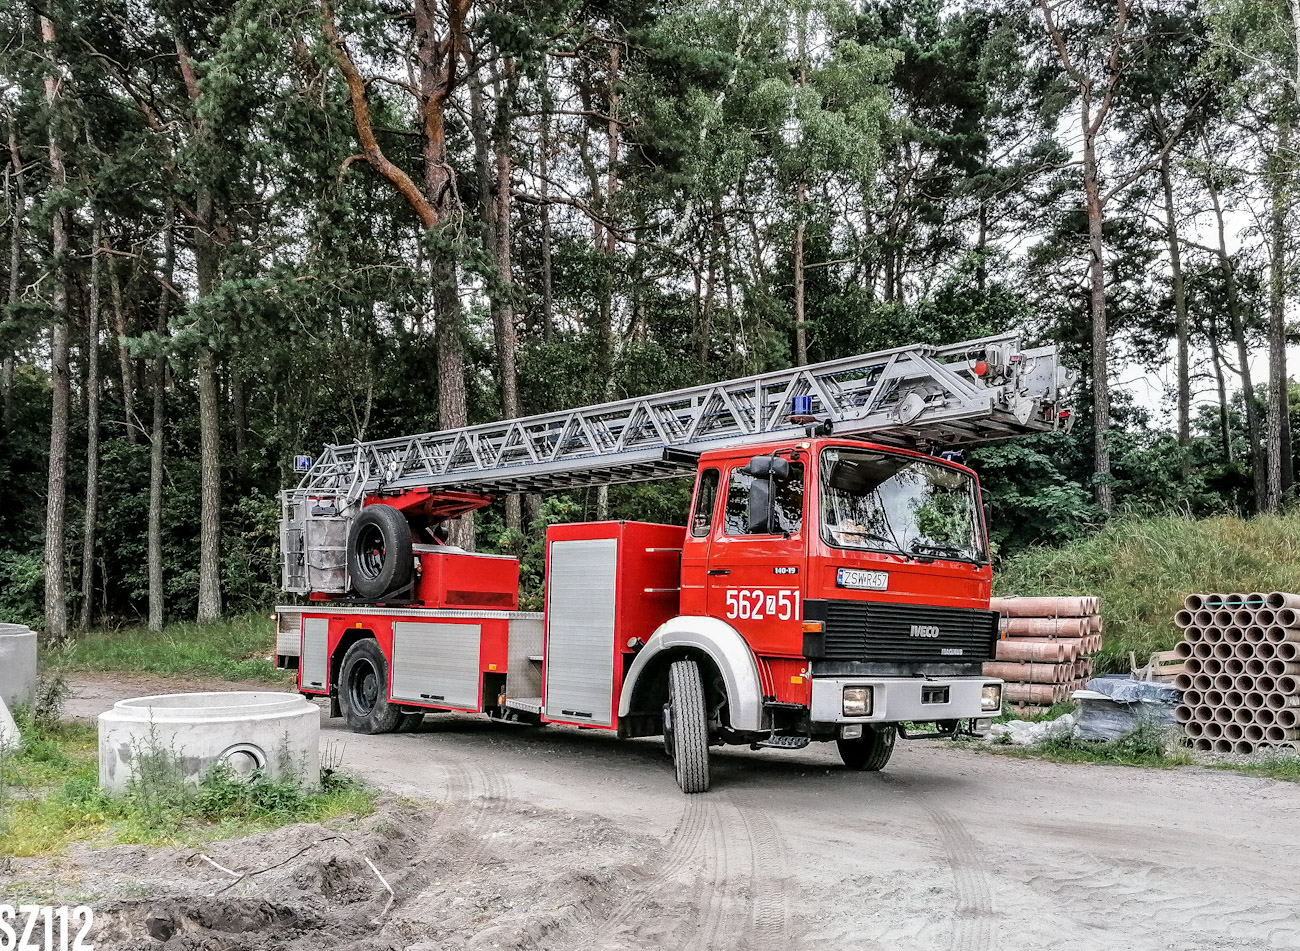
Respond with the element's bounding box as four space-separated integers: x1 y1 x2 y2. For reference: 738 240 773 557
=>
281 330 1074 595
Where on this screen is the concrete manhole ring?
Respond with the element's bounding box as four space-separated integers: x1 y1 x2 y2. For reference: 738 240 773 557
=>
98 691 319 792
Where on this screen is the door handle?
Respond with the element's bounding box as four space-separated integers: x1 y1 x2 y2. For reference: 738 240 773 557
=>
708 569 731 576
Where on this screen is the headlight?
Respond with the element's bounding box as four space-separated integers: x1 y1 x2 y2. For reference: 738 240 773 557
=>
981 683 1002 712
843 686 873 717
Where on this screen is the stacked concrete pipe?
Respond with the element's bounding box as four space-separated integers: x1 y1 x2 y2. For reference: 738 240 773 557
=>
0 623 38 712
1174 592 1300 755
987 596 1103 714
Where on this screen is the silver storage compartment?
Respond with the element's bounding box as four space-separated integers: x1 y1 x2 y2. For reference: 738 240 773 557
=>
544 538 617 725
391 621 482 709
507 616 545 699
300 617 329 691
276 610 304 658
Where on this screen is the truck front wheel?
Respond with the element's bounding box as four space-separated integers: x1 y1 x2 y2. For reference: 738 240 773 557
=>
837 725 896 771
666 659 711 794
339 639 405 734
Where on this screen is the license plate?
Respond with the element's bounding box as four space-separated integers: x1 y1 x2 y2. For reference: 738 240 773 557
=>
836 567 888 591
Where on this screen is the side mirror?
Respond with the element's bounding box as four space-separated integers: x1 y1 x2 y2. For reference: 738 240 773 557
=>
744 455 791 482
743 455 790 534
747 477 773 534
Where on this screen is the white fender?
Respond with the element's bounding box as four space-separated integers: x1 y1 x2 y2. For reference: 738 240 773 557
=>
618 615 765 732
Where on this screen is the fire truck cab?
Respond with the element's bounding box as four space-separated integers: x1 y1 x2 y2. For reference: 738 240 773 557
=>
278 435 1004 793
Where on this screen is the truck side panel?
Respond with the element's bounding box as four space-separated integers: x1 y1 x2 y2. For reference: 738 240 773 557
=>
391 621 482 709
301 617 329 692
542 521 686 730
295 607 528 714
544 537 619 726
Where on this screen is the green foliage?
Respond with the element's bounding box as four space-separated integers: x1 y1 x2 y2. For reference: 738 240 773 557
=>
0 551 45 626
1 0 1294 638
1016 721 1193 768
995 512 1300 672
0 719 372 857
49 614 289 683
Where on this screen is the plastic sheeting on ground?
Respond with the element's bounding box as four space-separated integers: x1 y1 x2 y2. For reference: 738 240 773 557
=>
987 712 1077 746
1072 677 1181 741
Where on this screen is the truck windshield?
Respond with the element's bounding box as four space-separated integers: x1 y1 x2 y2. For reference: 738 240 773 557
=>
818 447 986 563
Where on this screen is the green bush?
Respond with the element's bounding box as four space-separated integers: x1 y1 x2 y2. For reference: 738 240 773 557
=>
994 512 1300 672
0 719 372 856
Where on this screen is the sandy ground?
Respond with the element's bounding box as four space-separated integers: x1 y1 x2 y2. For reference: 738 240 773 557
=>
5 675 1299 950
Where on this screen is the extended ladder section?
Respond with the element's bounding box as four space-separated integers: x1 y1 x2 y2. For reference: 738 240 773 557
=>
292 332 1075 501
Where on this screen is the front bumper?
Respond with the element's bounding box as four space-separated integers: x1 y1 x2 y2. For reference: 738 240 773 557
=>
810 676 1000 724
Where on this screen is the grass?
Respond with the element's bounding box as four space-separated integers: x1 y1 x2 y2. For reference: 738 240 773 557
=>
1213 756 1300 784
0 718 373 857
988 720 1194 768
994 512 1300 673
47 613 290 684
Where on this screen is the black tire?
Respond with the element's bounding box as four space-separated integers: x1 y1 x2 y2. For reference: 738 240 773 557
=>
398 712 425 732
667 660 711 794
837 725 896 771
347 504 413 599
338 639 405 734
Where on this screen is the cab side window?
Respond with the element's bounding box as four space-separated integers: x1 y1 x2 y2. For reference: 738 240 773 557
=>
691 468 720 537
723 463 804 536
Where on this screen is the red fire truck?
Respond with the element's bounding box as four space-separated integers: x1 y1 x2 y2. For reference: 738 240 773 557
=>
276 333 1074 792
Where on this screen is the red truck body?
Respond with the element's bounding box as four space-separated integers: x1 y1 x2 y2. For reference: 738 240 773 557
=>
279 436 1002 793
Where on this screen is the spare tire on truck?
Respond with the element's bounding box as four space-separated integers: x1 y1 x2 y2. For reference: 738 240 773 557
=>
347 504 413 599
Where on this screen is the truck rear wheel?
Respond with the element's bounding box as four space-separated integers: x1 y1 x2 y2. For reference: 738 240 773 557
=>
837 725 896 771
339 638 404 734
347 504 413 599
666 659 711 793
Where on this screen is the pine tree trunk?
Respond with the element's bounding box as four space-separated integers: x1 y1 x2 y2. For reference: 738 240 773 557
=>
1209 173 1266 509
108 259 139 444
230 345 248 478
1159 153 1191 480
42 15 71 644
793 10 809 367
539 69 554 341
1083 132 1112 515
599 42 620 380
495 99 521 535
1207 316 1233 463
149 206 174 632
1266 121 1291 511
79 212 103 631
3 115 22 430
195 185 222 622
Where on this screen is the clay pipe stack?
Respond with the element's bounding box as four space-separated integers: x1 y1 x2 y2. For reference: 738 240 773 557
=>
985 596 1103 714
1174 592 1300 755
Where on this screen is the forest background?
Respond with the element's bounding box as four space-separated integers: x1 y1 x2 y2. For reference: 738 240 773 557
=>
2 0 1297 639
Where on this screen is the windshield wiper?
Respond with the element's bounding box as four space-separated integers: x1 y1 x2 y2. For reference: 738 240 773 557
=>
910 542 966 558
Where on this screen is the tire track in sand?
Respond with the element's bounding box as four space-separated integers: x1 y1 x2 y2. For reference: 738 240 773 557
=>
882 774 995 951
730 795 792 947
560 784 793 951
556 793 713 950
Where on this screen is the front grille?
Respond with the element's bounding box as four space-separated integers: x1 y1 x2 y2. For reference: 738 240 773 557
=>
810 600 997 664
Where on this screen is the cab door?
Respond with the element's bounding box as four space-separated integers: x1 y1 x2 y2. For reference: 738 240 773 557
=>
705 456 807 657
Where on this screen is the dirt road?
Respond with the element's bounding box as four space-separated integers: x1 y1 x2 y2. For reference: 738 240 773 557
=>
36 680 1300 949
